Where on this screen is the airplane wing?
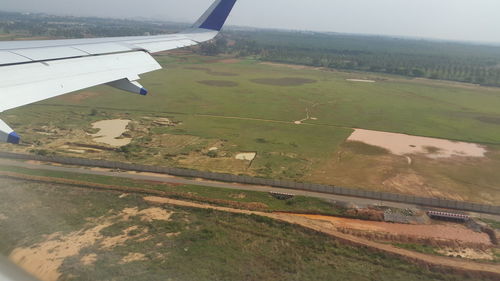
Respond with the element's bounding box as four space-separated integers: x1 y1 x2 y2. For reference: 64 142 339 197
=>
0 0 237 144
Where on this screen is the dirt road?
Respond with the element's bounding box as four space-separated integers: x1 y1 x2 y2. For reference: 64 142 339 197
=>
0 158 420 210
144 196 500 278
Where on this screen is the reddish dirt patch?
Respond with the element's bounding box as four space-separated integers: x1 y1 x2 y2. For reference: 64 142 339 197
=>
217 59 240 64
288 214 492 245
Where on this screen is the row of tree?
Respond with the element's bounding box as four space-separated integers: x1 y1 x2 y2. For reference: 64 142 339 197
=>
209 30 500 87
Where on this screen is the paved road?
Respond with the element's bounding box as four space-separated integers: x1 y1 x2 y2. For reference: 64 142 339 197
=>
1 158 499 220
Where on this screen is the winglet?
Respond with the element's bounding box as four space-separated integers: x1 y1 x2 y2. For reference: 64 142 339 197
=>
0 119 20 144
193 0 237 31
7 132 20 144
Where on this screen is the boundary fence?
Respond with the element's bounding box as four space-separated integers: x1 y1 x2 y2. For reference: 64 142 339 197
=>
0 151 498 215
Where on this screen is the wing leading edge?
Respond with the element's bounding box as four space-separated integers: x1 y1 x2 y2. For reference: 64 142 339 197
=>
0 0 237 144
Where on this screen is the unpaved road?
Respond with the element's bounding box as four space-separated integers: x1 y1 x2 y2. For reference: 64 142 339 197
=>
286 214 491 245
0 158 499 221
144 196 500 278
0 159 417 210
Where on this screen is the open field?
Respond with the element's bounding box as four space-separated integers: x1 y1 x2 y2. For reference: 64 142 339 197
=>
1 53 500 203
1 177 489 281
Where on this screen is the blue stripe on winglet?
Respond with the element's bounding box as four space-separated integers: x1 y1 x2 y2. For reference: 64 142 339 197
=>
199 0 237 31
7 132 20 144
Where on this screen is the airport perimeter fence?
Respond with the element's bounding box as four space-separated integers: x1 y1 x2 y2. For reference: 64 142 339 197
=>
1 151 499 215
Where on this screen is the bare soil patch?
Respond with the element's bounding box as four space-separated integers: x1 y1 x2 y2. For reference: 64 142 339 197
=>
287 214 492 245
347 129 486 159
251 77 317 86
235 152 256 161
217 59 241 64
120 253 147 264
80 254 97 266
438 248 494 260
198 80 239 87
10 224 110 281
142 196 500 277
90 119 131 147
9 206 172 281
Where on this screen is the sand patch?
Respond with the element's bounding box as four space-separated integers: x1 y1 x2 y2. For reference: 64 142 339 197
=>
235 152 256 161
9 224 111 281
229 193 247 199
251 77 317 86
100 226 147 249
120 207 172 222
9 207 172 281
347 129 486 159
80 254 97 266
198 80 238 87
90 119 131 147
0 213 7 220
67 149 85 154
346 79 376 83
120 253 146 264
438 248 494 260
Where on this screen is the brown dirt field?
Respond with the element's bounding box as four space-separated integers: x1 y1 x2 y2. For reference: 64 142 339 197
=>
250 77 317 86
197 80 239 87
216 59 241 64
143 196 500 278
286 214 492 245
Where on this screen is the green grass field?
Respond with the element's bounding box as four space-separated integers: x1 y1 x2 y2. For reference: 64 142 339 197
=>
0 177 480 281
1 53 500 203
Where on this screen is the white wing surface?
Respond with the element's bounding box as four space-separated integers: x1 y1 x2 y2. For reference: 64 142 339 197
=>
0 0 238 144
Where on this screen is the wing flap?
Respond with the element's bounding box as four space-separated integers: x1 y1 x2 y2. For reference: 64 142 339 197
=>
73 43 134 55
0 51 32 65
0 51 161 112
12 46 89 61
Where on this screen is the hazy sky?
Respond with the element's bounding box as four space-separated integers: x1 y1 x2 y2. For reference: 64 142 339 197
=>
2 0 500 43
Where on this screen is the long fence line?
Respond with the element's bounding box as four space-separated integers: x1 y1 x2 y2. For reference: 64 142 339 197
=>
0 151 499 215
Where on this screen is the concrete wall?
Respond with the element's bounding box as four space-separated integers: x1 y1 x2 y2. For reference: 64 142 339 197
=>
1 151 499 215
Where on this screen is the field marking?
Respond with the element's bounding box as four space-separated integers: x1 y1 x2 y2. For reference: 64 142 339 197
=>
195 114 350 129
